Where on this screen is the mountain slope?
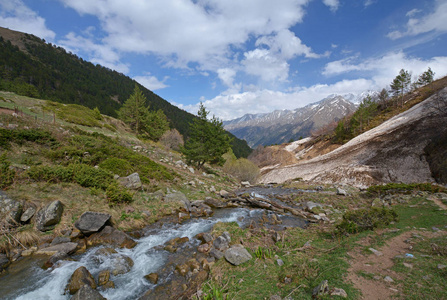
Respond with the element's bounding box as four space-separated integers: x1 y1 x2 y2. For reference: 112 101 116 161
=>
259 87 447 187
0 27 251 158
224 95 356 147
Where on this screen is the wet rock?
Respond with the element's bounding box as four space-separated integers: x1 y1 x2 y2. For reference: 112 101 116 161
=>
164 245 177 253
0 192 23 224
0 254 10 273
70 284 105 300
20 206 36 222
187 258 200 272
117 172 142 190
36 242 78 255
43 252 68 269
196 232 213 244
35 200 64 231
51 236 71 246
176 263 189 276
98 270 110 286
330 288 347 298
178 212 190 222
198 243 210 253
224 246 252 266
111 254 134 275
66 266 97 295
312 280 329 298
144 273 159 284
87 226 137 249
75 212 111 235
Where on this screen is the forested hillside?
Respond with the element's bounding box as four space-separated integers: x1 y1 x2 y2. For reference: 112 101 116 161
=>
0 27 251 158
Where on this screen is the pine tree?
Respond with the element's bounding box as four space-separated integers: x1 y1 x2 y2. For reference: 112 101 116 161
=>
390 69 411 107
118 85 149 133
182 103 232 169
416 67 435 87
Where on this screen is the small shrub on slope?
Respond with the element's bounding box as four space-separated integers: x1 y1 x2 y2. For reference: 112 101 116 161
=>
336 207 398 235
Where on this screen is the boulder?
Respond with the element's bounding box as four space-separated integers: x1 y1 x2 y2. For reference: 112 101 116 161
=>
20 206 36 222
164 191 191 211
87 226 137 249
43 252 68 269
66 266 97 295
117 172 142 190
241 181 251 187
70 284 105 300
336 188 348 196
75 212 111 235
209 248 224 260
35 200 64 231
312 280 329 298
219 190 230 198
51 236 71 246
204 197 227 208
213 236 229 251
224 246 252 266
36 242 78 256
196 232 213 244
144 273 159 284
330 288 347 298
110 254 134 275
98 270 110 286
0 192 23 223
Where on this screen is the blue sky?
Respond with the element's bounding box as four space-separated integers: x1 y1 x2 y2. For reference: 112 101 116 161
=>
1 0 447 120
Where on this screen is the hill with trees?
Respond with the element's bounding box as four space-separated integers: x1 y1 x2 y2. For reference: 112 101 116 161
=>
0 27 251 158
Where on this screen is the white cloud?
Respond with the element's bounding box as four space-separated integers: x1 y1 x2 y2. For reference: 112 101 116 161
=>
0 0 55 40
323 51 447 88
242 49 290 82
217 68 237 88
364 0 376 7
387 0 447 40
134 73 169 91
58 32 130 73
322 0 340 12
58 0 312 72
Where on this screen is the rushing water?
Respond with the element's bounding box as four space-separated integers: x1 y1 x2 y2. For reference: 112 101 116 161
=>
1 208 274 300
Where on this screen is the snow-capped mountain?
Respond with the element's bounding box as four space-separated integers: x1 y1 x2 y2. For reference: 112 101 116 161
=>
223 95 357 148
342 90 380 105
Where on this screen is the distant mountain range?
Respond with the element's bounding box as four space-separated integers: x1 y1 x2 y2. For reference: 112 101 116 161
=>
223 93 378 147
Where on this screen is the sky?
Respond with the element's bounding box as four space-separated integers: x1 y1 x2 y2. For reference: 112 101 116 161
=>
1 0 447 120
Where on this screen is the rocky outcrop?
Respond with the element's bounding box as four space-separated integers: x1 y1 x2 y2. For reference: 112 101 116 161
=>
87 226 137 249
164 191 191 211
74 212 111 235
35 200 64 231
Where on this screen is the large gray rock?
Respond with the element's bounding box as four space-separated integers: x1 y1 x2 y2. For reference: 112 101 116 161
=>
204 197 227 208
117 172 142 190
75 212 111 235
224 246 252 266
87 226 137 249
20 206 36 222
70 284 106 300
36 242 78 256
213 236 229 251
35 200 64 231
164 191 191 211
0 192 23 223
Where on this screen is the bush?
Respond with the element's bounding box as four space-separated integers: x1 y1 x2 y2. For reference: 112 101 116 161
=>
70 164 113 189
106 183 133 205
99 157 134 177
223 156 260 183
367 183 445 195
0 153 15 189
27 165 73 183
159 129 184 151
336 207 398 235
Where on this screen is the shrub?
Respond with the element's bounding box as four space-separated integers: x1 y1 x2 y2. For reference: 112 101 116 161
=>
0 128 13 149
70 164 113 189
223 156 260 183
106 183 133 205
336 207 398 235
367 183 445 195
159 129 184 151
27 165 73 183
0 153 15 189
99 157 134 177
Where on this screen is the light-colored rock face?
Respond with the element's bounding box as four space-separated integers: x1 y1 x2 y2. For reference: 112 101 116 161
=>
259 88 447 187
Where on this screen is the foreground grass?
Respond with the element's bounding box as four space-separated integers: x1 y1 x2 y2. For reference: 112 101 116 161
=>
199 190 447 300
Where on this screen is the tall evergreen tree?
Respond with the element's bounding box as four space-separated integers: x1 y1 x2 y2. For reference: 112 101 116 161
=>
182 103 232 169
416 67 435 87
390 69 411 107
118 85 149 133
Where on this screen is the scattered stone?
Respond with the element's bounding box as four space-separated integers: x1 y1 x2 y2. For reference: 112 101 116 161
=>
164 191 191 211
117 172 142 190
209 186 217 193
43 252 69 269
176 263 189 276
312 280 329 298
304 201 322 212
209 248 224 260
336 188 348 196
219 190 230 198
241 181 251 187
330 288 347 298
204 197 227 208
87 226 137 249
51 236 71 246
36 242 78 256
224 246 252 266
198 243 210 253
373 275 382 281
20 206 36 222
272 232 281 243
144 273 159 284
188 167 195 174
66 266 97 295
21 249 35 256
403 263 413 269
98 270 111 286
213 236 229 251
70 284 105 300
276 259 284 266
432 227 440 232
437 264 447 270
196 232 213 244
35 200 64 231
384 276 394 283
222 231 231 243
0 192 23 224
270 295 281 300
369 248 383 256
389 288 399 293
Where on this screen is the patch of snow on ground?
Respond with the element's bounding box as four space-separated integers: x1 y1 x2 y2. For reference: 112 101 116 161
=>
285 137 312 152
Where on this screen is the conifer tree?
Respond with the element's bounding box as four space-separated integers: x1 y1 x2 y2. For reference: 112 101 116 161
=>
118 85 149 133
182 103 232 169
